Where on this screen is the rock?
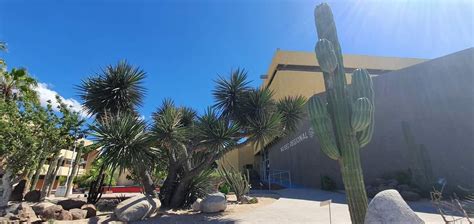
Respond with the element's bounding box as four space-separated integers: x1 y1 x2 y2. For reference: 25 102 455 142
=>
114 194 161 222
81 204 97 218
57 199 86 210
31 202 56 215
4 212 18 220
9 180 26 201
59 210 73 220
4 203 20 214
397 184 411 192
41 205 63 220
191 199 202 212
400 190 421 201
24 190 41 202
365 189 424 224
200 192 227 213
42 205 73 221
241 195 258 204
96 199 119 212
70 208 87 220
17 202 37 221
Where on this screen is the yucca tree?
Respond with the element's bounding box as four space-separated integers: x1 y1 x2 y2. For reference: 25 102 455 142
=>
89 113 158 197
153 69 306 208
77 60 146 119
77 60 148 198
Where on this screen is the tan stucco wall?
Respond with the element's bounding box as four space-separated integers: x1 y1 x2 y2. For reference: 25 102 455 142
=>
220 144 255 172
263 50 425 88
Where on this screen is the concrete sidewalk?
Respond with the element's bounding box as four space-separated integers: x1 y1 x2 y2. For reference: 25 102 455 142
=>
230 188 447 224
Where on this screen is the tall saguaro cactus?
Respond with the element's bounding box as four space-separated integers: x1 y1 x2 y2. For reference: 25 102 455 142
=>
308 3 375 224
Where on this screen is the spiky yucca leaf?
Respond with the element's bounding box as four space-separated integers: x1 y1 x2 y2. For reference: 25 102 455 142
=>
77 60 146 118
89 112 154 173
213 69 251 119
197 108 240 153
277 95 307 134
151 100 189 149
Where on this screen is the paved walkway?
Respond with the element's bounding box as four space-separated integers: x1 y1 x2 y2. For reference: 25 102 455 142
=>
227 188 447 224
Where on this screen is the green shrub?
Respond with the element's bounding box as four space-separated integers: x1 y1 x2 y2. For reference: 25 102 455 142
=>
219 182 231 195
321 175 337 191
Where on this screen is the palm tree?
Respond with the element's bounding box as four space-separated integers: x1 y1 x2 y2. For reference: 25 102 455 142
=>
154 69 306 208
77 60 146 119
0 68 38 101
89 112 157 197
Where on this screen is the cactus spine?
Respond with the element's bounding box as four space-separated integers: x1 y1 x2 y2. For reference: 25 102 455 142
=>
309 3 375 223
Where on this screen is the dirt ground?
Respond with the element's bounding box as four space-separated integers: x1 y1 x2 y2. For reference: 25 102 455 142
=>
136 193 280 224
53 192 279 224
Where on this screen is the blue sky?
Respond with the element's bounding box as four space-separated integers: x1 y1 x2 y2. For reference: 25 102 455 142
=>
1 0 473 119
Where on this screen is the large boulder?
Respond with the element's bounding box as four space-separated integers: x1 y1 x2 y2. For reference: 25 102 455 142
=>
24 190 41 202
9 180 26 201
2 202 39 223
17 202 37 221
31 201 56 215
200 192 227 213
41 204 72 220
70 208 87 220
191 198 202 212
57 199 86 210
365 189 424 224
81 204 97 218
114 194 161 222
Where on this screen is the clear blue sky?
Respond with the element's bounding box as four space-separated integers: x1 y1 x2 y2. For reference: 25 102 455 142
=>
1 0 473 119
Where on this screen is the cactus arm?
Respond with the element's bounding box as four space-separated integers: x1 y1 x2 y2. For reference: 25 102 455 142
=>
350 68 375 147
351 97 373 132
308 96 341 160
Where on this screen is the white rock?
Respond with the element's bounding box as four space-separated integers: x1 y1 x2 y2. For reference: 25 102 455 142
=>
114 194 161 222
191 198 202 212
365 189 424 224
200 192 227 213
